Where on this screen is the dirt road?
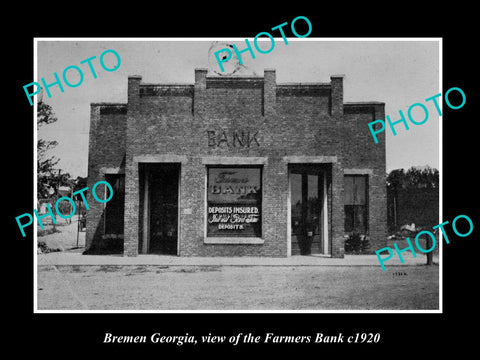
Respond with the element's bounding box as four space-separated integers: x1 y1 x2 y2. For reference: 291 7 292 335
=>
37 264 439 311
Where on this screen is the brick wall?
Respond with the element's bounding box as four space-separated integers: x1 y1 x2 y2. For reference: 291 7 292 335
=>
343 103 387 251
87 69 387 257
86 103 127 250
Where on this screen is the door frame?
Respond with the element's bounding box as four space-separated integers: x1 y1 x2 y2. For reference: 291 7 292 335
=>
140 162 181 255
287 162 331 256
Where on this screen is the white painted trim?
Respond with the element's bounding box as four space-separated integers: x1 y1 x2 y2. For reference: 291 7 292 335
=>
323 171 329 255
204 237 264 245
287 170 292 257
287 166 331 256
344 168 374 175
133 154 188 163
142 167 149 254
133 157 186 255
99 167 125 175
176 166 181 256
261 166 265 240
201 156 268 165
204 166 208 246
140 163 181 255
283 156 337 163
102 175 106 235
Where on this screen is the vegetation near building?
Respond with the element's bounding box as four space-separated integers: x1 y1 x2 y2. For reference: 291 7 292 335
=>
387 166 439 234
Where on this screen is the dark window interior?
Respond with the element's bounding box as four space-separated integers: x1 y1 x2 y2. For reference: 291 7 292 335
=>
344 175 368 234
104 174 125 235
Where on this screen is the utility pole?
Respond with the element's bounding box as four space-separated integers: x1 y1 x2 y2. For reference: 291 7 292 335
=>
425 233 433 265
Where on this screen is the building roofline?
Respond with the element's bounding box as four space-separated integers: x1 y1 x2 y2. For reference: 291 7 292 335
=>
90 102 127 106
277 82 331 87
344 101 385 105
140 83 194 87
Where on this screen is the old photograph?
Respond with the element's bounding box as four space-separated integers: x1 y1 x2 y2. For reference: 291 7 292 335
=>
34 38 441 311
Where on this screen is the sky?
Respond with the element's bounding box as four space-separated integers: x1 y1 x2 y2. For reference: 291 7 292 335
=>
36 39 440 178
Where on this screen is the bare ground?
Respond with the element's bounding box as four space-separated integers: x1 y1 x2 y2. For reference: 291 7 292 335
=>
37 264 439 311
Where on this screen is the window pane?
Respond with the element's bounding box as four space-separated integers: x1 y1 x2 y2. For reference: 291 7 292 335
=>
307 175 320 234
208 167 261 203
207 167 262 237
354 205 367 233
344 175 368 234
354 176 366 205
291 173 302 235
307 175 318 200
344 176 354 205
344 205 354 232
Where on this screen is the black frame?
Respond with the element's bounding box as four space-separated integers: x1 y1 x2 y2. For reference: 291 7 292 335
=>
206 165 263 237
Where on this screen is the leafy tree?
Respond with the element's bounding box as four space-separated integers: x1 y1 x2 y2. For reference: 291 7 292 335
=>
73 176 88 193
386 168 405 190
410 166 439 189
387 166 438 191
37 102 72 198
387 166 439 234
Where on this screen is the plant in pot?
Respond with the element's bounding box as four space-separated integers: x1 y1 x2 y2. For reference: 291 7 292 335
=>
345 232 370 254
299 226 314 255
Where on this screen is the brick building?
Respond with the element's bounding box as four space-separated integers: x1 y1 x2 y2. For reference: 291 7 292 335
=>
86 68 387 257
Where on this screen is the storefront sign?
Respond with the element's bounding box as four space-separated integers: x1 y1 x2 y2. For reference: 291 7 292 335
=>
207 167 262 237
208 206 260 230
207 130 260 148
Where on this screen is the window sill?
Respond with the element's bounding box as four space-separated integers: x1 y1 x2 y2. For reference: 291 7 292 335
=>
204 237 264 245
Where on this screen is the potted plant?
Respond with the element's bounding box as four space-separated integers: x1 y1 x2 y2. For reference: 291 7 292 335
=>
299 227 314 255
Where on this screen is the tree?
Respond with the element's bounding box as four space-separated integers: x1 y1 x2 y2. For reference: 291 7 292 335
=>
37 102 72 199
386 168 405 190
387 166 438 191
72 176 88 201
387 166 439 235
73 176 87 191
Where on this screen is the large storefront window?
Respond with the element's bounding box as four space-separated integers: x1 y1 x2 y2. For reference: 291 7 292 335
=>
344 175 368 234
207 166 262 237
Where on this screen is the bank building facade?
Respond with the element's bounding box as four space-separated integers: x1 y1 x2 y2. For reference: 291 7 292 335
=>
86 55 387 257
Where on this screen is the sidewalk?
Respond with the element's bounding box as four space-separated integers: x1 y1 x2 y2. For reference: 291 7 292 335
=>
37 215 439 267
37 249 438 267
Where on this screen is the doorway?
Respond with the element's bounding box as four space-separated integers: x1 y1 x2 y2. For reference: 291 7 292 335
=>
289 164 330 255
141 163 180 255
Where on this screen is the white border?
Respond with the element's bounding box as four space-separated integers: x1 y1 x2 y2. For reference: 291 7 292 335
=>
33 38 38 312
34 37 442 314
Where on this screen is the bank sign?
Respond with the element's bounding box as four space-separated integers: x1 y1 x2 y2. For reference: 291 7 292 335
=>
207 167 262 237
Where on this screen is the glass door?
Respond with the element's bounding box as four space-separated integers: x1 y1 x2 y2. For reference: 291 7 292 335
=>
290 165 324 255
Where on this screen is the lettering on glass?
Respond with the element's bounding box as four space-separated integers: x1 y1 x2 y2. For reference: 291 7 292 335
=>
207 167 262 237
